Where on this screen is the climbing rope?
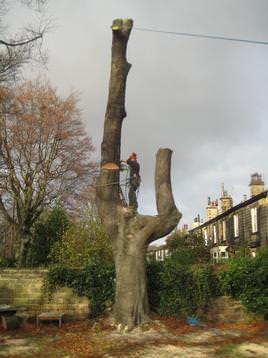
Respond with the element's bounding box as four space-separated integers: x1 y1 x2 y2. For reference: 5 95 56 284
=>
93 162 141 207
123 165 130 205
93 179 129 188
92 163 130 205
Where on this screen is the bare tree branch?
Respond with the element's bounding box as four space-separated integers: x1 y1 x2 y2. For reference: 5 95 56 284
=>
0 0 49 82
0 80 96 264
0 33 43 47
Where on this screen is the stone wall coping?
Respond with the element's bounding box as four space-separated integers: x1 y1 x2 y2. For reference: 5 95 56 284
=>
0 269 48 274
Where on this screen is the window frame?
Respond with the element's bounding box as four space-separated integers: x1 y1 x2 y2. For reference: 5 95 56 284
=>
213 224 217 244
251 207 258 233
233 214 239 238
203 228 208 246
222 220 226 242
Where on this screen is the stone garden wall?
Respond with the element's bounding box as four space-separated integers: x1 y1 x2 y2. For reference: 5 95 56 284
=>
0 269 90 319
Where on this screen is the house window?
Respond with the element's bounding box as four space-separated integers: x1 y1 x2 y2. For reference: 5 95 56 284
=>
204 228 208 246
251 207 258 233
234 214 239 237
159 250 163 261
222 221 226 241
213 225 217 244
221 251 226 257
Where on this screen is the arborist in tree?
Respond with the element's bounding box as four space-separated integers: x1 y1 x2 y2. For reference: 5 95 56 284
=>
121 152 141 210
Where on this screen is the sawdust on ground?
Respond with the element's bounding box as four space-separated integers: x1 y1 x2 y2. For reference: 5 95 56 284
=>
0 317 268 357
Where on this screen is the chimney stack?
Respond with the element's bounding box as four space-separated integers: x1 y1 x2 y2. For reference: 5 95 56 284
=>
220 185 233 213
249 173 264 197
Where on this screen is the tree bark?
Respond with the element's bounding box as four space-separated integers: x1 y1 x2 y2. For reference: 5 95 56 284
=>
96 19 181 331
18 231 32 266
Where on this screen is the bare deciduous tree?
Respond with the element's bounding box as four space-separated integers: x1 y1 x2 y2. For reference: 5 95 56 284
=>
0 80 96 265
96 19 181 331
0 0 48 83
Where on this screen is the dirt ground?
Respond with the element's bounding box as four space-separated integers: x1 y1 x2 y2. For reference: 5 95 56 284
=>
0 316 268 358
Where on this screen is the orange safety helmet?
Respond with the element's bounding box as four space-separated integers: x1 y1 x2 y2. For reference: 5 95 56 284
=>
128 152 137 160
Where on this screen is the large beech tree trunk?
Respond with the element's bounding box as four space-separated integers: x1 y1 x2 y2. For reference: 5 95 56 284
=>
96 19 181 331
18 231 32 266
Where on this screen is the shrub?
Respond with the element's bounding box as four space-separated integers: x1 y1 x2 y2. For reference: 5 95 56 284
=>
0 256 16 268
46 212 114 318
28 206 69 266
46 263 115 318
147 258 219 316
220 247 268 316
166 231 211 264
146 260 163 311
49 212 113 269
191 264 220 309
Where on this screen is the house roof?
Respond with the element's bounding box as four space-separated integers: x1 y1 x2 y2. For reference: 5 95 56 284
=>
190 190 268 232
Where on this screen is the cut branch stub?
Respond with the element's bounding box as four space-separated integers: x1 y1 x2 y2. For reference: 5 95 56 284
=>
111 18 133 36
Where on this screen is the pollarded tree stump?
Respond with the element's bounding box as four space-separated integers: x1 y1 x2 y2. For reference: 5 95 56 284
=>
96 19 181 331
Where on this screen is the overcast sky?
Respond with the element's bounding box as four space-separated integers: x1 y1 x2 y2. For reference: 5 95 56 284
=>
10 0 268 241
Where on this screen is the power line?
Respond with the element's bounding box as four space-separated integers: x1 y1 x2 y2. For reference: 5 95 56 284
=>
134 27 268 46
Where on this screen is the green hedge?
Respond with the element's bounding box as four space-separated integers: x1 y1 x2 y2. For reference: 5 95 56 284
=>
46 264 115 318
46 248 268 319
47 260 219 319
147 260 219 316
0 256 16 268
220 248 268 316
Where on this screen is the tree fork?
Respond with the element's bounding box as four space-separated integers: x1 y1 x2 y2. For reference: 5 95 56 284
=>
96 19 181 331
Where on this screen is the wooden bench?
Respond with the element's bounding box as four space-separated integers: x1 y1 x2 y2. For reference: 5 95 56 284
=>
36 312 64 328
